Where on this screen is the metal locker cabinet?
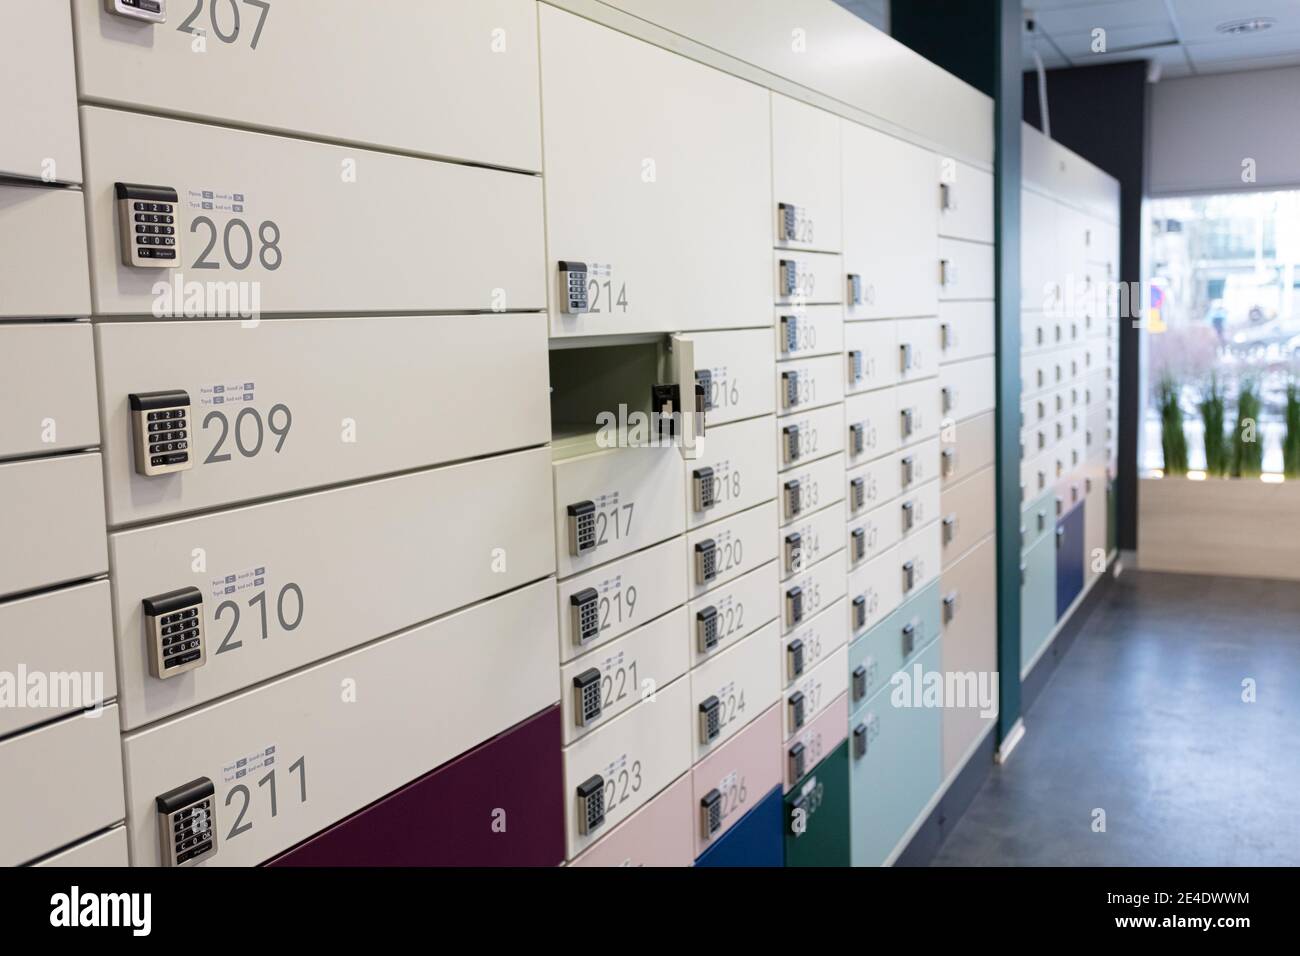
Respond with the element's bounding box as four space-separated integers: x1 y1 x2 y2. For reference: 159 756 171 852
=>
539 5 770 338
841 120 939 321
0 323 99 459
79 107 545 316
1056 503 1086 620
937 159 994 244
0 453 107 600
783 739 850 867
689 561 780 665
95 314 550 525
1021 518 1058 672
0 186 91 319
938 534 997 777
121 580 558 867
849 638 943 867
0 0 80 182
72 0 542 172
568 774 695 867
691 704 782 857
694 784 783 868
32 827 129 868
771 94 842 254
848 581 941 713
264 706 564 867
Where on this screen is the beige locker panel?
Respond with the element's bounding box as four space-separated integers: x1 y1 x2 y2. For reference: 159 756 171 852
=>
782 645 847 740
72 0 541 172
562 674 692 860
31 827 129 868
896 317 940 384
940 355 996 423
896 379 942 449
0 708 124 867
938 159 994 243
848 492 902 569
96 315 548 525
940 466 995 566
842 121 938 320
781 599 848 691
783 692 848 790
845 388 898 466
692 703 781 855
774 251 843 306
938 237 994 302
80 107 544 316
690 622 780 760
123 581 557 867
1084 466 1108 585
844 319 898 395
899 522 943 609
567 774 694 868
775 305 844 361
0 581 116 738
687 416 776 529
1020 188 1059 306
557 538 686 663
0 0 80 182
776 353 844 416
942 411 994 488
686 501 779 600
0 453 107 599
0 186 91 318
110 448 554 730
849 525 941 640
1020 449 1053 503
780 453 846 526
540 7 769 337
554 446 685 579
780 501 845 582
939 301 995 365
940 536 997 776
561 607 689 745
848 438 940 517
777 403 844 472
781 549 847 635
771 94 841 253
692 329 776 426
688 560 779 664
0 323 99 458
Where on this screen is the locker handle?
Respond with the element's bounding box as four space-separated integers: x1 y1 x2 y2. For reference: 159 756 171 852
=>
900 342 914 373
942 514 958 546
942 447 958 477
940 322 954 350
941 386 955 414
942 592 959 624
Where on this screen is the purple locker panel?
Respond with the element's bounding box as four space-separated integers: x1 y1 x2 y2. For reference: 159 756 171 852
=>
265 706 563 867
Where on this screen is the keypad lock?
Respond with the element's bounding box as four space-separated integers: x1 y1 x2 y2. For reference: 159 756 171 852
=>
699 695 722 744
108 0 167 22
558 261 589 314
695 369 714 412
782 424 801 465
849 476 866 513
785 586 804 627
129 390 193 477
786 638 805 680
941 447 957 477
942 387 955 414
851 664 868 702
849 422 865 457
940 182 957 211
940 258 956 287
940 322 954 351
847 273 863 306
566 501 597 556
156 777 216 867
694 540 718 585
851 594 867 630
901 455 915 487
900 343 914 374
942 514 957 546
778 202 801 242
902 560 916 593
696 606 719 653
570 588 600 647
115 183 179 266
780 315 799 354
902 622 916 658
901 500 915 533
143 587 205 680
573 668 603 728
784 532 802 575
576 775 606 835
787 742 806 783
850 527 866 563
779 259 799 297
787 690 806 730
693 467 717 512
700 789 723 838
900 407 915 440
853 722 869 759
847 350 864 385
781 370 801 410
783 479 802 520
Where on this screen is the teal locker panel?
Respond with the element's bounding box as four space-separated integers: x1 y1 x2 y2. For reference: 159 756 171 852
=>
1020 528 1056 670
847 581 940 713
849 639 942 866
783 740 851 867
1020 486 1056 556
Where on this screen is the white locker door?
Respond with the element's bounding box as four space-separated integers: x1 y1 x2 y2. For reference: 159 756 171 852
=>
771 94 842 253
0 0 81 182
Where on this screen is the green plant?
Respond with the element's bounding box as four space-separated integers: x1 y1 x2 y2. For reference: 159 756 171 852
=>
1198 376 1230 477
1284 382 1300 478
1157 376 1188 475
1231 380 1263 478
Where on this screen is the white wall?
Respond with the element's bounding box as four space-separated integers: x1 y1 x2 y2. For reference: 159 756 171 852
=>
1148 65 1300 196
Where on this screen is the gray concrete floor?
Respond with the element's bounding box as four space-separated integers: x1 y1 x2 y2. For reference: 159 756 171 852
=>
933 570 1300 866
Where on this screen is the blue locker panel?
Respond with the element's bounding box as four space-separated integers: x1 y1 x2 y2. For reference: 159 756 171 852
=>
695 784 783 867
1055 502 1085 619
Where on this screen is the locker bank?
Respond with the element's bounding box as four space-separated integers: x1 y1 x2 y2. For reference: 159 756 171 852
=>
2 0 1294 876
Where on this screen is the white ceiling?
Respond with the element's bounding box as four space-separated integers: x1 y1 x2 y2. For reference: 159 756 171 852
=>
1023 0 1300 78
